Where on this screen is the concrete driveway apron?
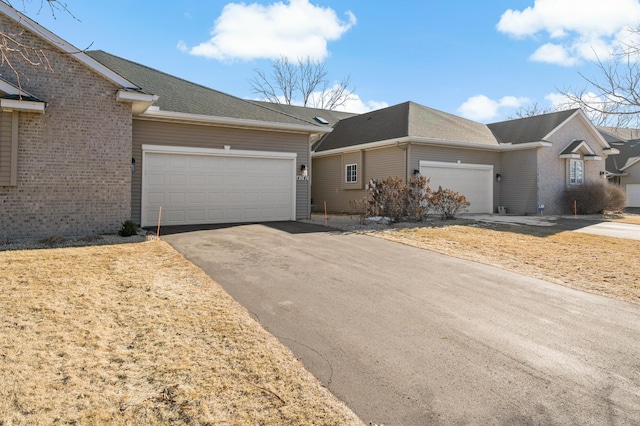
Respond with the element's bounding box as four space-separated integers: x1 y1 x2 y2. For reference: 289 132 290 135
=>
163 222 640 426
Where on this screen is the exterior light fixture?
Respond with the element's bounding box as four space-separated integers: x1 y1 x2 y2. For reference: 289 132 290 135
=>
131 157 136 173
413 169 420 175
496 173 502 182
301 164 308 177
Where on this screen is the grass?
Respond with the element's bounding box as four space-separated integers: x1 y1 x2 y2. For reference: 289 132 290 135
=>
373 221 640 304
0 242 363 425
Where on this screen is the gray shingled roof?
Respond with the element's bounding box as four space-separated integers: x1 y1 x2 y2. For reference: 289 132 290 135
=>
599 127 640 174
487 109 578 144
314 101 498 152
85 50 321 127
249 101 358 127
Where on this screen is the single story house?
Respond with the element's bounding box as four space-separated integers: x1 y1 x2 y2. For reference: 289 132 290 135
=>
311 102 617 215
599 127 640 207
0 4 330 239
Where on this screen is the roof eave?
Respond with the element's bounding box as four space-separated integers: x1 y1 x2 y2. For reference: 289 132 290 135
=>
0 98 45 113
137 108 332 135
313 137 550 157
620 157 640 171
603 148 620 155
116 90 159 114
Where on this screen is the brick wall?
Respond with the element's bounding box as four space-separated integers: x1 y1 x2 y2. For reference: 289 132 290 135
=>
0 15 133 239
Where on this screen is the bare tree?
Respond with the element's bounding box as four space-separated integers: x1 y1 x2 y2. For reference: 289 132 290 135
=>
558 26 640 128
509 102 554 119
1 1 77 89
249 56 355 110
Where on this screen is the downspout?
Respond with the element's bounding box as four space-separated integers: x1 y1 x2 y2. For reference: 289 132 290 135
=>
406 143 412 182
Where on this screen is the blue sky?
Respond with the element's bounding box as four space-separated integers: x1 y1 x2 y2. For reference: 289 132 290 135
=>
20 0 640 122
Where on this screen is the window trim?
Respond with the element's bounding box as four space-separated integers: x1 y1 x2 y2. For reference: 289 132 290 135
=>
345 163 358 184
569 159 584 185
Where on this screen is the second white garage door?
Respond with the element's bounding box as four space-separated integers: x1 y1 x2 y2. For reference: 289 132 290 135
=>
142 146 296 227
419 160 493 214
627 184 640 207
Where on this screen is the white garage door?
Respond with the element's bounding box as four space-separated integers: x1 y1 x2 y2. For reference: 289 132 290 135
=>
419 160 493 214
142 146 296 227
627 184 640 207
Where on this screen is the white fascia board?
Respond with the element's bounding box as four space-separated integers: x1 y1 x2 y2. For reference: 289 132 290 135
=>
0 3 137 89
1 99 45 113
544 109 612 149
312 137 550 158
137 108 331 135
620 157 640 171
494 141 553 150
560 153 581 159
0 79 38 98
116 90 159 103
142 144 297 160
542 109 580 141
116 90 159 114
603 148 620 155
583 156 602 161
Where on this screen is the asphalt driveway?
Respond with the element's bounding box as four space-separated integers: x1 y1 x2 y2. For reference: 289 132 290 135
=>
164 222 640 425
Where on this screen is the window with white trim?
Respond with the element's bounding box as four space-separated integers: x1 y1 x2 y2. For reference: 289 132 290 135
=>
345 163 357 183
569 159 584 185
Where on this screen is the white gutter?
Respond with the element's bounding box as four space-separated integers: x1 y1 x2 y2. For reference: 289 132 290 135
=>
312 136 551 157
116 90 159 114
1 98 45 113
137 108 332 135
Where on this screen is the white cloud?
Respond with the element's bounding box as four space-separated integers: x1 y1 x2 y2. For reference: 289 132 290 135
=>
183 0 356 61
530 43 578 66
457 95 530 122
337 96 388 114
253 91 387 114
497 0 640 65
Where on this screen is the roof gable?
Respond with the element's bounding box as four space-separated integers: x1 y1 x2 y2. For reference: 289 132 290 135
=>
487 109 578 144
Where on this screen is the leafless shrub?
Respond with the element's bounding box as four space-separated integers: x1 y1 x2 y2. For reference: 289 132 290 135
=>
428 186 471 220
564 182 627 214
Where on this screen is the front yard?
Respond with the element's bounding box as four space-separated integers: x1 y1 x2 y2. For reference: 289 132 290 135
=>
0 242 362 425
370 219 640 305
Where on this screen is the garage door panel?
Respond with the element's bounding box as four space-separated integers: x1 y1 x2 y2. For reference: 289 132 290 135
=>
143 151 295 226
420 161 493 214
188 192 206 203
627 184 640 207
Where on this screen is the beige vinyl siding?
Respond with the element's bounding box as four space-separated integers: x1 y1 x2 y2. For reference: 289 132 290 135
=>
500 150 538 214
312 154 366 213
409 144 501 210
0 111 15 186
132 119 310 224
364 146 406 182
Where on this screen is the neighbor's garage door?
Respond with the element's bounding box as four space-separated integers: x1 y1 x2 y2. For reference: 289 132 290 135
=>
419 160 493 214
142 146 296 227
627 184 640 207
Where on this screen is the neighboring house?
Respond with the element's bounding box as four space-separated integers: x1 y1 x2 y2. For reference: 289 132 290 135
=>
312 102 616 215
0 5 328 239
599 127 640 207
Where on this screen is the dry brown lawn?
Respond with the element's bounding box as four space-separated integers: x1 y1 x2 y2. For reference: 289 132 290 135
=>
0 242 363 425
373 221 640 304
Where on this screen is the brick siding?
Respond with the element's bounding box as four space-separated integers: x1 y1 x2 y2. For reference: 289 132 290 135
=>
0 16 132 239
